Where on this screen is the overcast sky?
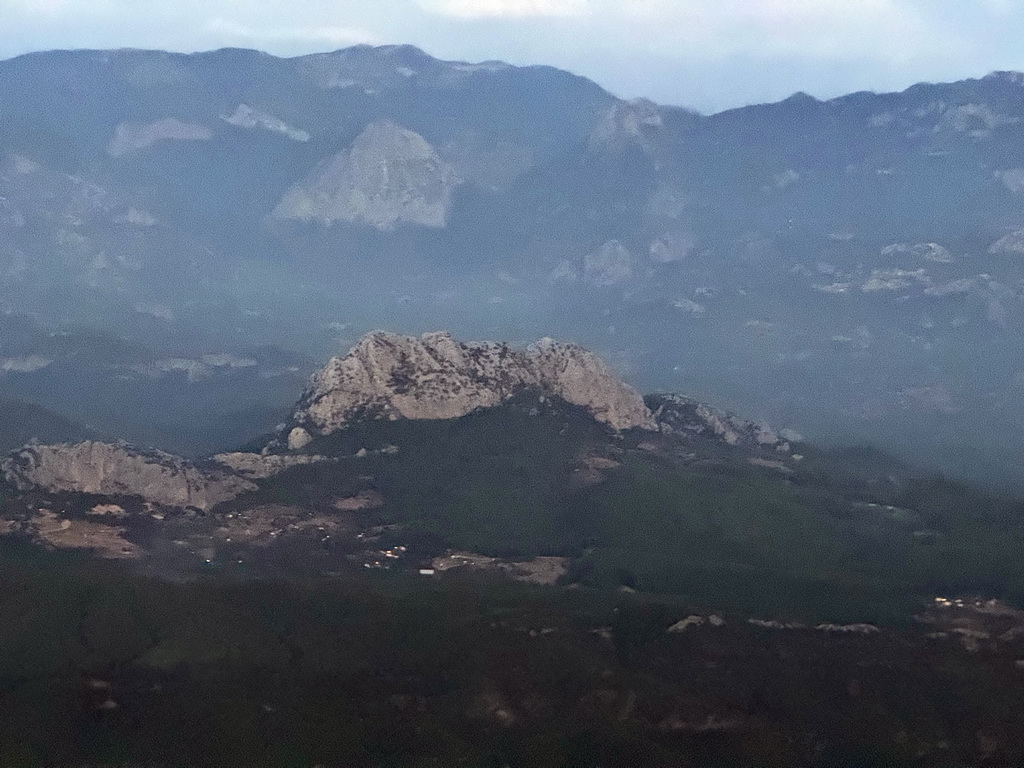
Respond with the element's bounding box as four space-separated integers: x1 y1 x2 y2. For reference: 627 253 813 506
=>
0 0 1020 113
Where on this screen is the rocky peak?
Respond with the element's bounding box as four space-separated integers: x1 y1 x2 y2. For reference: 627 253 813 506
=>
2 441 254 510
271 120 460 229
284 331 655 444
106 118 213 157
221 104 310 142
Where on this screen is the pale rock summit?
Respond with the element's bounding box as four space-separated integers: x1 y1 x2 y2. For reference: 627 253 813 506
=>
1 355 53 374
287 331 656 438
989 229 1024 255
2 441 255 510
297 45 431 92
861 268 929 292
221 104 310 142
0 197 25 229
113 207 159 226
650 230 695 263
870 100 1019 140
584 240 635 287
937 103 1019 137
551 240 639 287
106 118 213 157
881 242 953 263
673 298 706 316
272 120 460 229
131 354 258 383
588 98 664 153
995 168 1024 194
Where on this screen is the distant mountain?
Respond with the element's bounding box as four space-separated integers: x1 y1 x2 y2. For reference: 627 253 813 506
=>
0 313 308 456
0 398 94 452
3 46 1024 483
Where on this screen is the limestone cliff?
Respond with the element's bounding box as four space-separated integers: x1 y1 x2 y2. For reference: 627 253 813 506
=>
2 441 255 510
286 331 655 442
271 120 460 229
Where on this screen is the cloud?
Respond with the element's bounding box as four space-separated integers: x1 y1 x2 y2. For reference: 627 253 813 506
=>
593 0 947 62
4 0 118 18
417 0 589 19
978 0 1014 15
204 18 380 46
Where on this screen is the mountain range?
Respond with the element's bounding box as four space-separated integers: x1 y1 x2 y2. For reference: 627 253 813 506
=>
2 45 1024 485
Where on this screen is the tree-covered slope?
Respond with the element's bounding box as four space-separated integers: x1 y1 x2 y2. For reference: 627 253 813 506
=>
205 392 1024 623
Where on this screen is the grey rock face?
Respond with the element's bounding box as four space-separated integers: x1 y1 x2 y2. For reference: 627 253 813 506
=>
588 98 664 153
584 240 635 287
647 393 791 453
212 451 328 480
289 331 655 436
221 104 310 142
271 120 460 229
995 168 1024 193
989 229 1024 255
441 134 533 191
650 231 695 263
106 118 213 157
2 441 255 510
881 242 953 263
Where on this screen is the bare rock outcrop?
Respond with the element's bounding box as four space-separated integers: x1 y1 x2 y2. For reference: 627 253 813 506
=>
588 98 664 153
221 104 310 142
881 242 953 263
271 120 460 229
647 393 791 453
584 240 636 287
2 441 255 510
989 229 1024 255
287 331 655 438
212 451 331 480
106 118 213 157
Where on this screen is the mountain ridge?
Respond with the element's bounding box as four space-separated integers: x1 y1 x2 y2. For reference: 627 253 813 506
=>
3 44 1024 487
5 43 1023 117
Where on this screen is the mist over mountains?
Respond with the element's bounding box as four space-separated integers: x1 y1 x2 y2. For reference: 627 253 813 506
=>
1 44 1024 483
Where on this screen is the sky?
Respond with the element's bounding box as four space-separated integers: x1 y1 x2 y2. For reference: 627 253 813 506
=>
0 0 1021 113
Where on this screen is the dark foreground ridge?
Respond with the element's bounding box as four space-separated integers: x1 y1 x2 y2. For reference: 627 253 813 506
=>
1 332 1024 764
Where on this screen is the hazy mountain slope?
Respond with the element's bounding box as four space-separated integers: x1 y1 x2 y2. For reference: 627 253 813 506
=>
3 46 1024 484
0 313 308 456
0 398 95 452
